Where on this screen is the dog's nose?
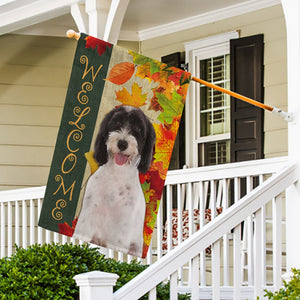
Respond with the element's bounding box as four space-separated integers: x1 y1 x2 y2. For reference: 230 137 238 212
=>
117 140 128 151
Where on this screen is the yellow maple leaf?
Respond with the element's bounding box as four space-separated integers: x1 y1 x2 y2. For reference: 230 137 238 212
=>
135 63 151 81
115 82 147 107
84 151 99 175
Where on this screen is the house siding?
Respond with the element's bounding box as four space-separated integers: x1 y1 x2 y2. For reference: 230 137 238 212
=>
0 5 287 190
0 35 76 190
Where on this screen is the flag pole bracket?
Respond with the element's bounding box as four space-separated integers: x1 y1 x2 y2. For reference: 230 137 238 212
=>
271 107 293 122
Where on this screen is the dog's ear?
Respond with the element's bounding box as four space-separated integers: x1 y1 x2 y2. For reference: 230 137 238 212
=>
93 110 114 166
138 119 156 174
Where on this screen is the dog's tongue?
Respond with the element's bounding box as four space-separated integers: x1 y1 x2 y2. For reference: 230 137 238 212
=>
115 153 128 166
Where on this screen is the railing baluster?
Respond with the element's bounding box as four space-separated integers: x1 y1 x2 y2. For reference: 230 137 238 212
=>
118 251 124 262
233 224 242 300
254 208 263 299
146 239 152 265
212 240 221 300
210 180 216 219
210 179 220 299
191 255 199 300
22 200 27 248
7 201 12 257
37 198 43 244
273 194 283 290
45 229 51 244
53 232 59 244
187 182 193 233
261 203 267 286
233 177 241 299
246 176 254 285
62 234 68 244
234 177 240 203
30 199 35 245
222 179 229 286
170 270 178 300
166 184 173 252
156 201 163 259
148 287 156 300
15 200 20 248
199 181 206 286
1 201 5 258
177 183 183 285
259 175 267 286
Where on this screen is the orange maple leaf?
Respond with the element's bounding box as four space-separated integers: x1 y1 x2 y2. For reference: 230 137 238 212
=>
115 82 147 107
153 120 179 169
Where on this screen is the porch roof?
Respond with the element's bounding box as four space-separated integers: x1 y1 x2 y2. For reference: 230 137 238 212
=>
0 0 281 41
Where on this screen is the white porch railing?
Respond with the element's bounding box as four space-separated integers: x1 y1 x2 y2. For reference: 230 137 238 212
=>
112 160 298 300
0 156 295 299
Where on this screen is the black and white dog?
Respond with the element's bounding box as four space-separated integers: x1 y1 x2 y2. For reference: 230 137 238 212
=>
73 105 156 257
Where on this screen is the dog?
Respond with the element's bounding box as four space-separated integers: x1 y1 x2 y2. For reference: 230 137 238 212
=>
73 105 156 257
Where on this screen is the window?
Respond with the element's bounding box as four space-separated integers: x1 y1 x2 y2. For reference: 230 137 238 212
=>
185 31 239 167
198 54 230 166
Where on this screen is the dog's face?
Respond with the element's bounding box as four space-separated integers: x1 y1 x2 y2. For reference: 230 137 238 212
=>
93 105 156 174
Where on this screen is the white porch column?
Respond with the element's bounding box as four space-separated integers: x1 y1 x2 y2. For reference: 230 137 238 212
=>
281 0 300 271
82 0 129 44
74 271 119 300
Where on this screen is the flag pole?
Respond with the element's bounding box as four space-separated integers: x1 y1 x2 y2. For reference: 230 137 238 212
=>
66 29 293 122
191 76 292 122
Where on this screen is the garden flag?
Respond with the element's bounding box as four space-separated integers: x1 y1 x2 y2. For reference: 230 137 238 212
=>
38 33 191 258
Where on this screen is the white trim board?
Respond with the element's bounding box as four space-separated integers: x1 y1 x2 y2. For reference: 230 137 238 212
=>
137 0 281 41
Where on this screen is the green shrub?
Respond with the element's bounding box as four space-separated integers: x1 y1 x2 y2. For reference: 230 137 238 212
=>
264 268 300 299
0 243 190 300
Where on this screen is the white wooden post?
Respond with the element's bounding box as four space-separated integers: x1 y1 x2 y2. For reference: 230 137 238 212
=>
74 271 119 300
281 0 300 271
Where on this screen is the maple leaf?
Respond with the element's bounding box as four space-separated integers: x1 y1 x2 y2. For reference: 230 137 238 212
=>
180 71 192 85
168 69 184 85
156 91 184 124
177 84 189 97
150 161 168 181
135 63 151 81
85 36 112 56
149 61 161 75
149 94 163 111
84 151 99 175
106 62 135 85
140 181 151 203
115 82 147 107
153 122 179 169
129 51 153 65
58 217 78 237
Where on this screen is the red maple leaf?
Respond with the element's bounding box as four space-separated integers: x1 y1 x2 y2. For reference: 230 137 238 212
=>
85 36 112 56
168 70 184 85
58 217 78 237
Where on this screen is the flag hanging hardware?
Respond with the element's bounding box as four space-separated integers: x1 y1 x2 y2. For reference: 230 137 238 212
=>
66 30 293 123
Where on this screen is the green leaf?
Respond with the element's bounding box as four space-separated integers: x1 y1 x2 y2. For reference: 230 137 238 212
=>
157 91 184 124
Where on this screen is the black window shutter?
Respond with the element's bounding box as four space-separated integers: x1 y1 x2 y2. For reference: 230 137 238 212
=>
161 52 185 169
230 34 264 162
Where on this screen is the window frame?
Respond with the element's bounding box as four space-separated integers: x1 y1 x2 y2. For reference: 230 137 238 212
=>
185 31 239 167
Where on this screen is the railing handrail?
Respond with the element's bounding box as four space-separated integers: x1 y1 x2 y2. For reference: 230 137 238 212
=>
0 186 46 202
114 162 298 300
165 156 288 184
